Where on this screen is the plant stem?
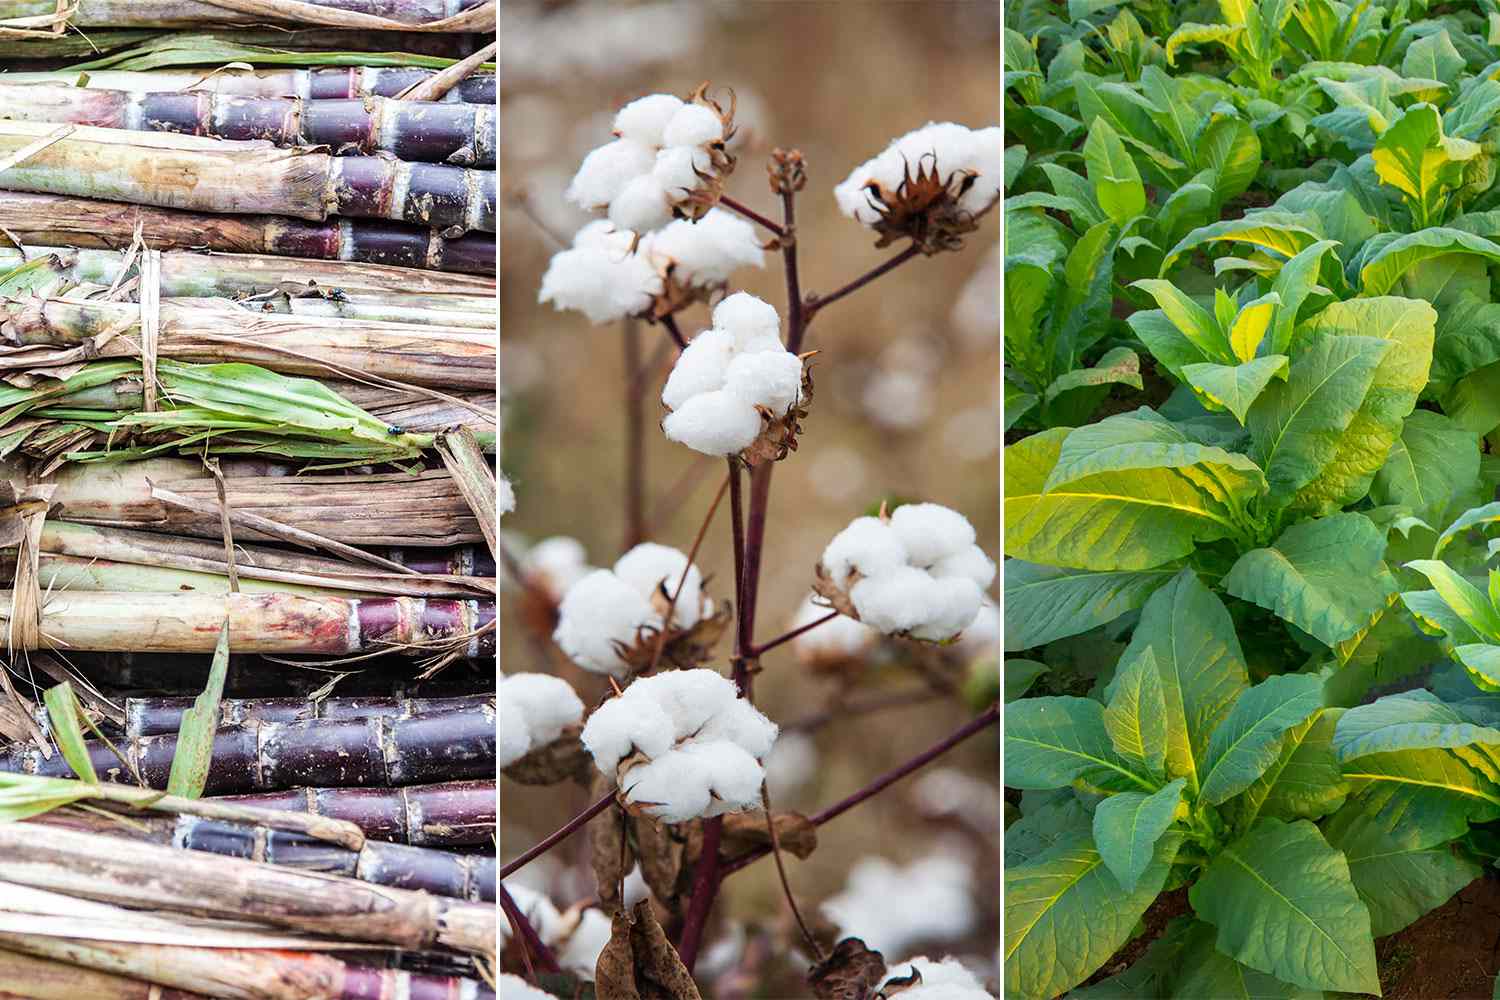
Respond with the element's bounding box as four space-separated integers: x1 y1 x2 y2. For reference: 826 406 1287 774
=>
727 461 749 673
719 702 999 877
674 808 724 972
659 313 688 351
748 610 837 657
761 784 823 962
718 194 786 238
498 790 615 879
644 471 731 675
781 189 804 352
803 243 921 326
785 686 944 733
499 882 560 976
624 317 647 549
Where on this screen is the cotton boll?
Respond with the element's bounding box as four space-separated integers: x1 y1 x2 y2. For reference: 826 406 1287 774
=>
882 956 993 999
790 593 877 660
712 291 781 344
613 542 704 627
624 748 713 822
661 328 734 410
566 137 656 209
638 668 737 736
960 126 1004 215
501 673 584 746
553 569 658 676
698 697 780 759
891 503 977 567
537 224 659 324
648 209 763 286
498 476 515 516
498 975 556 1000
822 855 976 957
663 102 725 147
610 173 673 233
724 350 803 414
929 544 996 590
693 740 768 817
654 145 711 197
613 93 685 146
500 886 563 944
581 693 675 774
499 698 529 768
523 536 594 600
851 566 942 635
662 389 763 455
955 600 1000 659
821 516 910 584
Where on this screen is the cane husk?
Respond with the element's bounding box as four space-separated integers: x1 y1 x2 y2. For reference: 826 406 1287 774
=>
0 67 495 104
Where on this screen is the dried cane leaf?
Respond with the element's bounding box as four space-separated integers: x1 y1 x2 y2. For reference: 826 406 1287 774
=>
809 938 887 1000
164 613 229 798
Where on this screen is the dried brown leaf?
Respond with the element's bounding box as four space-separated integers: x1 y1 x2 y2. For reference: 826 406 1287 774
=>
721 810 818 860
810 938 887 1000
502 726 593 786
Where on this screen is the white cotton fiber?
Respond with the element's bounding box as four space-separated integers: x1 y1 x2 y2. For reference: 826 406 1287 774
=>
614 93 686 146
662 389 765 455
929 544 996 589
501 673 584 746
890 502 977 566
822 855 976 958
819 503 990 642
552 569 657 676
881 956 993 1000
498 975 556 1000
538 220 658 324
955 599 1000 659
645 209 763 286
609 172 674 233
567 137 657 210
654 145 711 196
713 291 781 343
580 668 778 823
821 516 910 583
613 541 705 628
661 328 735 410
499 699 529 768
663 102 726 147
522 535 594 600
835 121 1002 229
558 908 612 981
552 545 711 675
724 351 803 414
580 693 675 774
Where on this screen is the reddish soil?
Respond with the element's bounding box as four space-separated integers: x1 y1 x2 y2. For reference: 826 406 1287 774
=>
1378 875 1500 1000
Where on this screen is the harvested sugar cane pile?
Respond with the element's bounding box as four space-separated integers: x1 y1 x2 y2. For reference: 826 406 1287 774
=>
0 4 499 998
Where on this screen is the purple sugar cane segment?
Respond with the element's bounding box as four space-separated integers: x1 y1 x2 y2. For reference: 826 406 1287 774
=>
129 692 488 735
3 702 495 794
213 778 497 846
0 937 494 1000
0 122 495 232
0 591 495 655
0 68 495 105
0 85 495 167
0 191 492 273
30 810 493 901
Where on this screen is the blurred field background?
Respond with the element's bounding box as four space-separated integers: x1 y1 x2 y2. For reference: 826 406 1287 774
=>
500 0 1001 988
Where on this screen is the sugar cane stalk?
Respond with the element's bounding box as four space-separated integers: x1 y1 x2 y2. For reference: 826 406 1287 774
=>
128 692 485 735
5 702 496 793
1 0 497 32
23 461 488 548
0 85 496 167
1 296 493 390
213 778 495 846
0 590 497 655
0 122 495 232
0 192 493 273
0 67 496 104
0 938 495 1000
31 811 495 901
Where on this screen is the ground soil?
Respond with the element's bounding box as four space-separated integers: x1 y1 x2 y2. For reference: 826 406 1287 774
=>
1378 874 1500 1000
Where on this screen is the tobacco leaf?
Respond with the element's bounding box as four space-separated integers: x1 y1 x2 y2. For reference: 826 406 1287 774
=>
595 900 702 1000
809 937 887 1000
721 810 819 860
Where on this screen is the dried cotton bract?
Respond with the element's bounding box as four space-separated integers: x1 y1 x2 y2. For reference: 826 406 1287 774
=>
580 668 778 823
538 208 764 324
834 122 1002 254
816 503 995 642
566 87 736 234
552 542 719 677
498 673 584 768
661 292 809 460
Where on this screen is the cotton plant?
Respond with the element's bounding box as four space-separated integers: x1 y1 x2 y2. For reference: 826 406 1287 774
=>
816 502 995 642
499 672 584 768
538 207 764 324
566 87 737 234
835 122 1002 253
661 292 809 459
552 541 723 677
580 668 778 823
